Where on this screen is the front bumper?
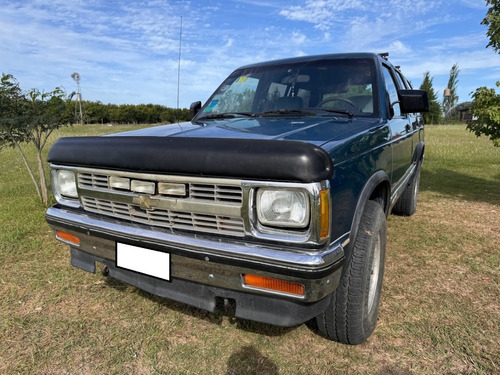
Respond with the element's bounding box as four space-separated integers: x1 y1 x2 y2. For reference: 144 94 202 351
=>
46 206 345 326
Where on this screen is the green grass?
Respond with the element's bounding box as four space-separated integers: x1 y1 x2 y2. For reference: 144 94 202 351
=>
0 124 499 374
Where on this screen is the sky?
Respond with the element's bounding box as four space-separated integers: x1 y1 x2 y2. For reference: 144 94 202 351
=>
1 0 499 109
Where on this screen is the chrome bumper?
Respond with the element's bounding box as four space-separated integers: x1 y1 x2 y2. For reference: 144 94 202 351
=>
46 206 345 303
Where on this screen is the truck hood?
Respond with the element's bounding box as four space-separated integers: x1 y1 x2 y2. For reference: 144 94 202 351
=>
114 116 382 147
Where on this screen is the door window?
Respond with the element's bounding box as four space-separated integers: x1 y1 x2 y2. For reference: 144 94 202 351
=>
382 66 402 117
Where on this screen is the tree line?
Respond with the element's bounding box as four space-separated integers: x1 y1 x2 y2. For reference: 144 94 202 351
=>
80 101 191 125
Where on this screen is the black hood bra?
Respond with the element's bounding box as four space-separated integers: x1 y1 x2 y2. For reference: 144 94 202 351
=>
48 136 334 183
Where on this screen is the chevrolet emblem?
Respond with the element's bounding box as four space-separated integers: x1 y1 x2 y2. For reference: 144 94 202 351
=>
133 195 160 210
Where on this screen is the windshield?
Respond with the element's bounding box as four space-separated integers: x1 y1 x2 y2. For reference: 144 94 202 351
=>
196 58 378 119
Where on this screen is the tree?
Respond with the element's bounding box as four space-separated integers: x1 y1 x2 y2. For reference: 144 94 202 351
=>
0 74 73 205
0 74 42 199
483 0 500 53
419 72 442 124
25 87 73 204
82 100 109 124
468 0 500 146
442 64 460 122
469 82 500 146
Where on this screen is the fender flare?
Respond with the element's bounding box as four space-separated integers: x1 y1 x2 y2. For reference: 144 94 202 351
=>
347 170 391 251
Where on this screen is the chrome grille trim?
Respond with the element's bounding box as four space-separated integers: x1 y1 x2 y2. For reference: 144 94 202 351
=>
190 184 243 203
72 168 246 237
81 196 245 237
78 172 109 189
78 171 243 204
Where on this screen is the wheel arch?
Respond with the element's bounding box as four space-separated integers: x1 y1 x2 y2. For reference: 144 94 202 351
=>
348 170 390 250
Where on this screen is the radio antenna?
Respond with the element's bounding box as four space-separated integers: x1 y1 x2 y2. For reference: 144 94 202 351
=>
176 16 182 125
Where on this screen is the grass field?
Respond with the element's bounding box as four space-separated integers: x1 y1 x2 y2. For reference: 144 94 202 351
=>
0 124 499 374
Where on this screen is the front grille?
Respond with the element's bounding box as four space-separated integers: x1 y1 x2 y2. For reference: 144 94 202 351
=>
78 172 243 204
190 183 242 203
81 197 245 237
77 170 245 237
78 172 109 189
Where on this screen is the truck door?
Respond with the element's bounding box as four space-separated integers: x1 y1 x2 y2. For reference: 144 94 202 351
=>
382 65 414 188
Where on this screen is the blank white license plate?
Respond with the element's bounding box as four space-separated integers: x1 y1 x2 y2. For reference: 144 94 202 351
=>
116 243 171 281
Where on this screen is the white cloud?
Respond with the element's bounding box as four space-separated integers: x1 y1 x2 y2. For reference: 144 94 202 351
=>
1 0 497 107
291 31 307 45
385 41 413 55
279 0 441 33
391 48 500 102
426 33 488 52
279 0 365 31
233 0 282 8
459 0 488 10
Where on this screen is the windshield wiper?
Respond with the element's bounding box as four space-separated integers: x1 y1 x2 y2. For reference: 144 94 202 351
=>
315 109 354 118
254 109 316 117
197 112 254 120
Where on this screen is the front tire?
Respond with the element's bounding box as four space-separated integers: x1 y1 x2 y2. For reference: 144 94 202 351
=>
316 200 386 344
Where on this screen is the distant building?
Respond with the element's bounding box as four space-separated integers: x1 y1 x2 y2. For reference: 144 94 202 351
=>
449 102 474 123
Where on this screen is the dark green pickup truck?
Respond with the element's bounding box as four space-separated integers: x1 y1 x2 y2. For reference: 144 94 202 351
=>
46 52 428 344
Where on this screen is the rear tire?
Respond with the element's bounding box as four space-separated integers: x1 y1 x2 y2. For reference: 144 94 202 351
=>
316 200 386 344
393 164 421 216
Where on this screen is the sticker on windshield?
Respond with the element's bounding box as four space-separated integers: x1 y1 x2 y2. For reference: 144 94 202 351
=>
236 76 248 83
204 100 219 112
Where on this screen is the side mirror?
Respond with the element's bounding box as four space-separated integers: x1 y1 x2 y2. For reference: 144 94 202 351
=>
398 90 429 113
190 101 202 117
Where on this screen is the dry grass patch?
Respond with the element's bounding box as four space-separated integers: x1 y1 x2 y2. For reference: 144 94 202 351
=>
384 194 499 374
0 124 499 374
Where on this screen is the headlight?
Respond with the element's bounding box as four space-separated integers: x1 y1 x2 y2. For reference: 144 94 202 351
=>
55 170 78 198
51 168 80 208
256 189 309 228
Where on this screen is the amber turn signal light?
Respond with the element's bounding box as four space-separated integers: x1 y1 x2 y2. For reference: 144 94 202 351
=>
319 190 330 240
56 231 80 245
243 274 305 296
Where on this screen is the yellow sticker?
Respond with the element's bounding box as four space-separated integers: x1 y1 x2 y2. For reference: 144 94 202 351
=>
237 76 248 83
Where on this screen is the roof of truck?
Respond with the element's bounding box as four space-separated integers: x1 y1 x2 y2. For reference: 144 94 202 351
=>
237 52 387 70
